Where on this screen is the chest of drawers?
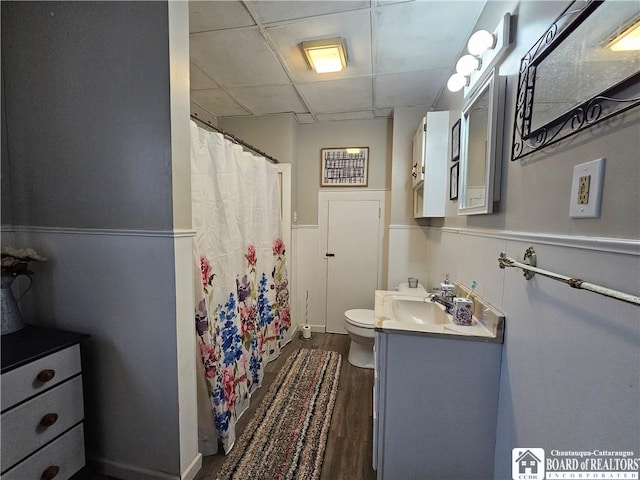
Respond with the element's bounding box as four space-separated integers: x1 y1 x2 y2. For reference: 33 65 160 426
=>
1 326 89 479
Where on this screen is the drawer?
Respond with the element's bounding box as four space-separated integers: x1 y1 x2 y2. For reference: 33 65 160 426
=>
1 376 84 471
2 423 85 480
1 345 82 411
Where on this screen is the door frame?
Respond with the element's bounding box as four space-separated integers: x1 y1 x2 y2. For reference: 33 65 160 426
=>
275 164 293 325
317 189 389 332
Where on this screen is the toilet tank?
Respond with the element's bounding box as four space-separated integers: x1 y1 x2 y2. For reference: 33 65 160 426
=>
396 282 427 294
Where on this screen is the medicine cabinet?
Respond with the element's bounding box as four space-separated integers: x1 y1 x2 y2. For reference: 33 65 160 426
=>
413 110 450 218
458 68 506 215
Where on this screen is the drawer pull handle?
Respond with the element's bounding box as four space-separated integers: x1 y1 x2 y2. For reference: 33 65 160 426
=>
40 413 59 427
37 369 56 382
42 465 60 480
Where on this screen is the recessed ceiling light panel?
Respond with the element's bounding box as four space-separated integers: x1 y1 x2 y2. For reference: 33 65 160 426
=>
607 15 640 51
301 37 347 74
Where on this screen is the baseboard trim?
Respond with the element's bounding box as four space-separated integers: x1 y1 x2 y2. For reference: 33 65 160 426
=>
182 453 203 480
90 453 202 480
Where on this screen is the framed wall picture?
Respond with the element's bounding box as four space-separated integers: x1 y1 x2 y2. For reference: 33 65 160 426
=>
451 119 460 162
320 147 369 187
450 162 459 200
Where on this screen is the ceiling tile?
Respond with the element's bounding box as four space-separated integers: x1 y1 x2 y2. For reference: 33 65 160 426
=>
189 1 256 33
190 63 218 90
316 111 374 122
191 89 251 117
297 77 373 114
247 1 371 24
188 0 491 120
190 102 218 124
266 9 372 83
226 85 308 115
375 69 450 108
191 28 290 87
374 107 393 118
374 1 485 73
295 113 316 124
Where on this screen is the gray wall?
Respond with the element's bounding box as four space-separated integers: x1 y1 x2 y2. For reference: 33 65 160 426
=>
1 76 11 225
425 1 640 477
1 1 174 230
297 118 392 225
221 115 393 226
433 0 640 238
1 2 198 477
390 106 427 225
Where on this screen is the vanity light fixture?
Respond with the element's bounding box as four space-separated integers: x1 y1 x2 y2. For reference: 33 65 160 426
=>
467 29 496 56
301 37 347 73
456 54 482 76
447 13 512 95
447 73 470 93
607 15 640 51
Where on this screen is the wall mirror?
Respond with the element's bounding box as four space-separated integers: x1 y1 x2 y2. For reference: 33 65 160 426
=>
512 0 640 161
458 68 506 215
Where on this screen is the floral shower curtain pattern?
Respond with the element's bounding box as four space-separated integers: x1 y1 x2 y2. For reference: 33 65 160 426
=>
190 121 291 453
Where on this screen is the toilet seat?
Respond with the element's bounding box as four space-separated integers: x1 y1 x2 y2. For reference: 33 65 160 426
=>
344 309 375 328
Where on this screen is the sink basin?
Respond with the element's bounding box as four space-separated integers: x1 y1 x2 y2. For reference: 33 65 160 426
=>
375 289 499 340
391 298 449 326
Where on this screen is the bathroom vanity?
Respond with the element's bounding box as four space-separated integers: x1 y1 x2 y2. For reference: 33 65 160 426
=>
372 287 504 479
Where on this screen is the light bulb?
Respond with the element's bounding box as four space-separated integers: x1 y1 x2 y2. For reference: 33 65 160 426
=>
447 73 469 93
468 30 496 56
456 55 481 76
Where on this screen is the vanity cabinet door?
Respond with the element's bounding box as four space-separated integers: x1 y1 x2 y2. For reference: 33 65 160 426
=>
376 332 502 479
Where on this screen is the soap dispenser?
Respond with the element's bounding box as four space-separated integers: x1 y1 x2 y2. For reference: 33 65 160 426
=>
440 274 455 302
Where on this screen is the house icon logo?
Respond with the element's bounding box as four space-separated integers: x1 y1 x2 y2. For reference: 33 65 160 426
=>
512 448 545 480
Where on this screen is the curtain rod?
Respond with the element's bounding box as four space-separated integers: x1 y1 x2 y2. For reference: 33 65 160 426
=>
190 113 279 164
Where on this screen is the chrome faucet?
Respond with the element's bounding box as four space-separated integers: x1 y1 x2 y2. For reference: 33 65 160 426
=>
428 294 454 314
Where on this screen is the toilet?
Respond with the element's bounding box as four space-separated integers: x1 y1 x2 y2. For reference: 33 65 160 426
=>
344 309 376 369
344 282 427 369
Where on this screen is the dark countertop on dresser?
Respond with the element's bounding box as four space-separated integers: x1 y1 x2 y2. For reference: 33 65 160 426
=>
1 326 89 374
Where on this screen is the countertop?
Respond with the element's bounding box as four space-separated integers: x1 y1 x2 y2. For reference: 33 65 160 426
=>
374 289 505 343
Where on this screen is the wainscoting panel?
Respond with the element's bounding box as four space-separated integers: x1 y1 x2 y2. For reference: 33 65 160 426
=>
387 225 428 291
293 225 325 331
8 226 199 479
423 228 640 478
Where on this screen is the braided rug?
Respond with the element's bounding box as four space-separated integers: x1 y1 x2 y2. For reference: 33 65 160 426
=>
216 348 342 480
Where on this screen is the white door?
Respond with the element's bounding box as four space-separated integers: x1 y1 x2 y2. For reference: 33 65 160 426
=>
325 199 381 333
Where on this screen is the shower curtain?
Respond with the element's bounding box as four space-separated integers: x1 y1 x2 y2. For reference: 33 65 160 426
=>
190 121 291 453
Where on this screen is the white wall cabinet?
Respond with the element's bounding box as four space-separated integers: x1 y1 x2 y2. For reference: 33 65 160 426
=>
373 330 502 479
411 116 426 189
412 110 450 218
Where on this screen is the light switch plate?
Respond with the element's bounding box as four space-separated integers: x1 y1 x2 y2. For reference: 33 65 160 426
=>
570 158 605 218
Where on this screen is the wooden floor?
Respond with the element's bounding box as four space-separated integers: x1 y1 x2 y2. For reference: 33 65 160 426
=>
90 332 375 480
195 332 376 480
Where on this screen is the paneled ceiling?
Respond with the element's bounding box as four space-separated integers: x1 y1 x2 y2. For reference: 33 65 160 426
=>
189 0 488 123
